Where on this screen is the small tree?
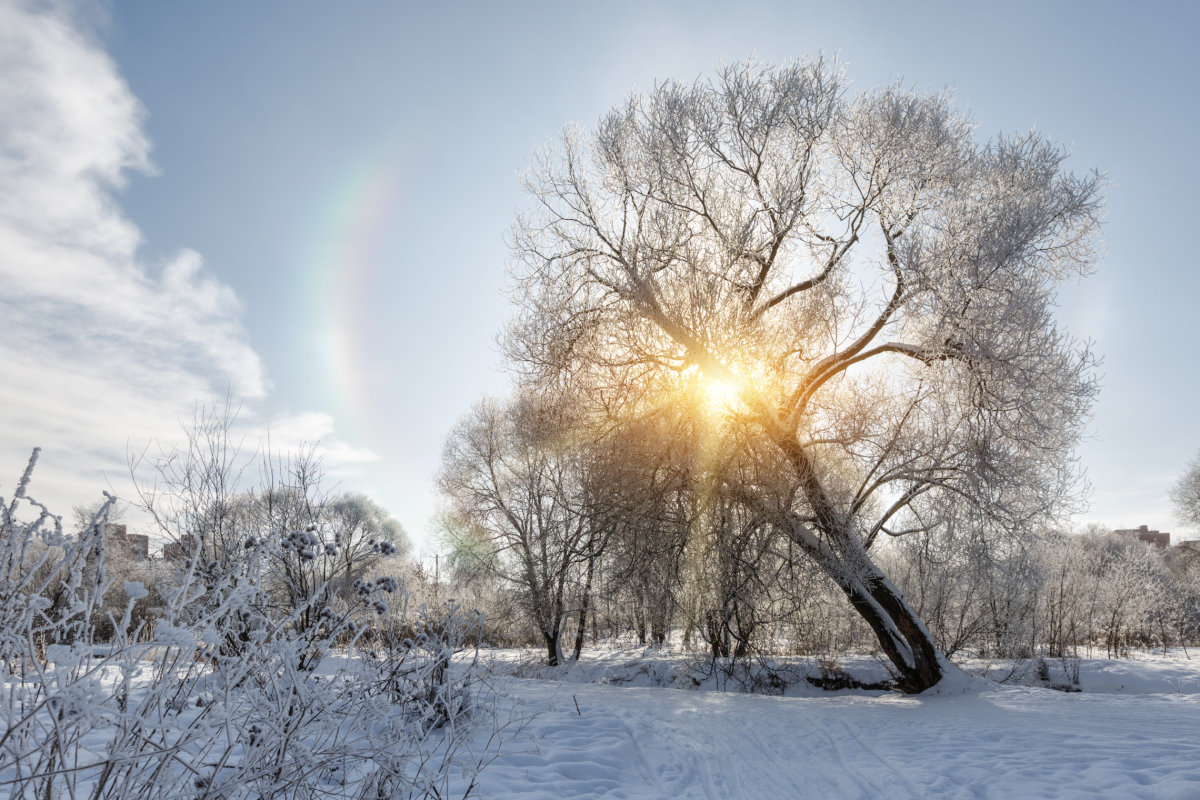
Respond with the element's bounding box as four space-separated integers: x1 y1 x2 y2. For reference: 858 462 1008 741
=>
508 57 1102 691
439 395 595 665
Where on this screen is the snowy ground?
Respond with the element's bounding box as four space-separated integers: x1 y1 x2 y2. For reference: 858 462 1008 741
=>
461 649 1200 799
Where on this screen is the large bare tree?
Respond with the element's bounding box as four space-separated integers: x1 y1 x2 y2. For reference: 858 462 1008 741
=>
507 57 1102 691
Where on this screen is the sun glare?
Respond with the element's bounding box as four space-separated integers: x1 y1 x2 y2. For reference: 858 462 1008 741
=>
701 376 744 416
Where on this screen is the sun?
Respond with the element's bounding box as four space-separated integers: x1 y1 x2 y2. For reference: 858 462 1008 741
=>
701 376 744 416
676 360 759 421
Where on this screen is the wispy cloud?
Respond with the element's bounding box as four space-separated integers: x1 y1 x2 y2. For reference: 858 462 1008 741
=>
0 1 369 516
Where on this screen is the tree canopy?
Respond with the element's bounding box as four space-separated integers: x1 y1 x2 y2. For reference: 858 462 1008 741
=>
505 57 1103 691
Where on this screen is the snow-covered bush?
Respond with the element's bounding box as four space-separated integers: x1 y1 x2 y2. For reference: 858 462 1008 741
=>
366 594 484 733
0 449 499 799
0 449 118 670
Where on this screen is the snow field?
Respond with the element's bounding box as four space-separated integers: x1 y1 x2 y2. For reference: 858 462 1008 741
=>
461 651 1200 799
7 646 1200 798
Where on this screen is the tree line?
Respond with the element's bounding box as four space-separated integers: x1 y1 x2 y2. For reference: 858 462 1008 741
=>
439 392 1200 674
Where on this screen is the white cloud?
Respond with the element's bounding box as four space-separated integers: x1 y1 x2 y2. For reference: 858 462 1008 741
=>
0 1 148 257
0 1 372 517
248 411 379 471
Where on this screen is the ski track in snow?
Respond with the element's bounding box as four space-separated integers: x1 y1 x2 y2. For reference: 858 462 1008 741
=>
470 679 1200 799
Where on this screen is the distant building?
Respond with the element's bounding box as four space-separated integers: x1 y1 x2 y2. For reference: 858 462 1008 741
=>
1114 525 1171 550
162 534 197 562
1179 540 1200 551
104 523 149 560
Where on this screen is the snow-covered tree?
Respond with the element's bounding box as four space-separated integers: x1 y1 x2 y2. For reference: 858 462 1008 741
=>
439 394 596 666
1172 449 1200 531
594 414 694 648
507 57 1102 691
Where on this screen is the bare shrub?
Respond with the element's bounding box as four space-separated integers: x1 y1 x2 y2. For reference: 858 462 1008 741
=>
1 446 501 799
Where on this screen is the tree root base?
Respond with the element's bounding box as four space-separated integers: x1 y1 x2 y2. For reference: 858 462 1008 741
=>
805 669 894 692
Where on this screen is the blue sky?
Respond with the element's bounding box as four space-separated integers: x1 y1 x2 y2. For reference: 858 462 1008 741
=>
3 0 1198 550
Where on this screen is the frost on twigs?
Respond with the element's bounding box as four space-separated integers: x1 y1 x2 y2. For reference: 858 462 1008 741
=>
0 448 503 799
365 594 486 732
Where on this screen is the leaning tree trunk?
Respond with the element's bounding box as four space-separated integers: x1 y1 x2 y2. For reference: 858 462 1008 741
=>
779 439 944 693
829 549 943 692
